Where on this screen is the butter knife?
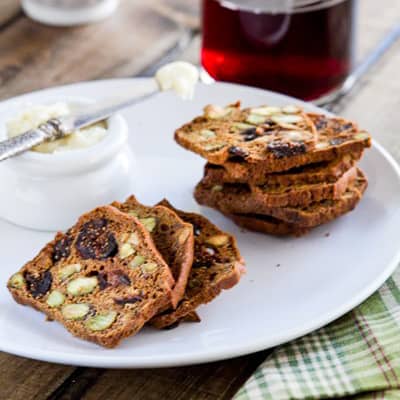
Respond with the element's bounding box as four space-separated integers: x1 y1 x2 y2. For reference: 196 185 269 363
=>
0 90 159 162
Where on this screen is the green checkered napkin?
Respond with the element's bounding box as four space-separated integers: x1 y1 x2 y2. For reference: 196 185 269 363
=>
235 267 400 400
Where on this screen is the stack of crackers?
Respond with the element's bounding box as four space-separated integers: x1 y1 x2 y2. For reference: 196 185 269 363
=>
175 102 371 236
8 197 245 347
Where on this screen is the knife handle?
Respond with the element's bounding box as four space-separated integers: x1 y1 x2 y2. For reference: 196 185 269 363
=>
0 118 68 162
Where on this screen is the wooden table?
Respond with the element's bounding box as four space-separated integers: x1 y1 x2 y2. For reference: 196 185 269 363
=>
0 1 399 399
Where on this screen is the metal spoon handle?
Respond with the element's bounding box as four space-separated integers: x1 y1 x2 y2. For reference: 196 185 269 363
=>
0 119 67 162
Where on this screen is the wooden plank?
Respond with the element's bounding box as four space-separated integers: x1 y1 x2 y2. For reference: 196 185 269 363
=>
356 0 400 60
331 0 400 158
0 0 21 28
47 368 104 400
341 39 400 161
0 1 183 100
0 353 75 400
148 0 200 30
81 351 268 400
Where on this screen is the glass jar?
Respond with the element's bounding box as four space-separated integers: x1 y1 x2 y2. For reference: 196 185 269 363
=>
202 0 357 100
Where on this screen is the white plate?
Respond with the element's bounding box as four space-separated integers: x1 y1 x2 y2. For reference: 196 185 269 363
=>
1 79 399 368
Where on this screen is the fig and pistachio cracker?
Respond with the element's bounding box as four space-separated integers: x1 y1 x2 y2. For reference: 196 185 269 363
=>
112 195 194 309
196 169 368 229
224 213 310 237
198 165 358 209
203 150 363 186
150 200 245 329
220 113 371 177
175 102 318 165
8 206 175 348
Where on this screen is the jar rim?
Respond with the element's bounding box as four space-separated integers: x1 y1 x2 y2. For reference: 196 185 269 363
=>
216 0 350 14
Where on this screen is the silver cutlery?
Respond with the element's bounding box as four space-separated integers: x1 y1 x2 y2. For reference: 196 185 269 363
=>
0 90 159 162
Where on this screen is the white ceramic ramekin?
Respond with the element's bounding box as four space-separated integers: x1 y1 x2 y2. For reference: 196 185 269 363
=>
0 97 136 231
22 0 119 26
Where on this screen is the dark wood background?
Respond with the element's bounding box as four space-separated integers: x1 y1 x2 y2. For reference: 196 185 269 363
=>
0 1 399 399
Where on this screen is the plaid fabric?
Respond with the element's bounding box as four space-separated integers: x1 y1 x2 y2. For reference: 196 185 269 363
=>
235 267 400 400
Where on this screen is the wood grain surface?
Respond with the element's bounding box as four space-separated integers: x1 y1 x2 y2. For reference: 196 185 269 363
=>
0 1 186 99
0 0 20 27
0 1 399 399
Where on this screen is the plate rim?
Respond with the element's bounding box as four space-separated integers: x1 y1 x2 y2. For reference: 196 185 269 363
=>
0 78 399 368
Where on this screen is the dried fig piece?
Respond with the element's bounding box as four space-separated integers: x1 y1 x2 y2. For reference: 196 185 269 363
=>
75 218 118 260
192 242 217 269
99 270 131 289
108 270 131 287
192 259 213 269
114 295 143 305
228 146 248 160
97 273 109 290
313 116 328 130
53 235 73 263
332 121 353 133
240 127 258 142
25 270 52 298
267 141 307 159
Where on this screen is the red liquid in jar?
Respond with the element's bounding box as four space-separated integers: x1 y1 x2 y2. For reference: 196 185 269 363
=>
202 0 356 100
